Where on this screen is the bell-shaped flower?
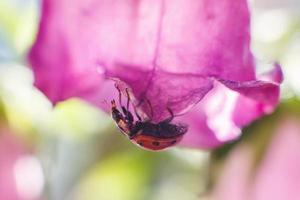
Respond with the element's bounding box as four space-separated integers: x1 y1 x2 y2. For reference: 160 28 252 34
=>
29 0 282 148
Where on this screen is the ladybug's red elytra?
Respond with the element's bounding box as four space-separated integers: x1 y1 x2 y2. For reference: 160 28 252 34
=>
111 86 188 151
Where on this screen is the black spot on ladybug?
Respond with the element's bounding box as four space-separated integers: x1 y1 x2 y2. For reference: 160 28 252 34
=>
152 141 160 146
138 141 144 146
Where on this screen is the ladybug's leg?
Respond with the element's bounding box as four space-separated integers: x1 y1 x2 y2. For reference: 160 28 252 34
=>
146 98 154 120
125 89 142 122
114 83 124 108
125 88 130 112
122 107 134 124
162 107 174 123
132 104 142 121
119 88 133 125
132 97 153 121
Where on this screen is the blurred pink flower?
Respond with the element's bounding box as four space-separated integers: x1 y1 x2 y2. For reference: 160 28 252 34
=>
212 118 300 200
0 131 24 200
0 130 43 200
29 0 282 148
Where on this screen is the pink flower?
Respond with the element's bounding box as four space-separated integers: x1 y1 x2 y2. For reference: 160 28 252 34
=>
212 117 300 200
0 131 24 200
29 0 282 148
0 129 44 200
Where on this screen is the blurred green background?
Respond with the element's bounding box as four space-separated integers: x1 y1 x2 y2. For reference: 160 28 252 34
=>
0 0 299 200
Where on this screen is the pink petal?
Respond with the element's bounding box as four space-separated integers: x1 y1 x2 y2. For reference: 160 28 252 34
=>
156 0 255 81
180 73 280 148
259 63 283 84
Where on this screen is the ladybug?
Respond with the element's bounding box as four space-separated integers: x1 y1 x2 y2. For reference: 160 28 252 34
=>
111 87 188 151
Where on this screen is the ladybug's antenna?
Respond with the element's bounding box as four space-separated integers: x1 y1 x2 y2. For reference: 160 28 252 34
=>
111 100 117 109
